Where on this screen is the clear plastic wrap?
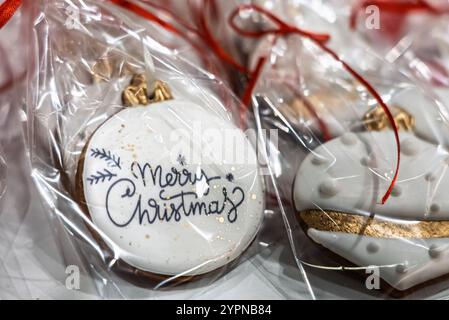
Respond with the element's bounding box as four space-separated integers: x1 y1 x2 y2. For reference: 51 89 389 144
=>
0 5 35 299
348 0 449 90
25 0 280 298
238 1 449 299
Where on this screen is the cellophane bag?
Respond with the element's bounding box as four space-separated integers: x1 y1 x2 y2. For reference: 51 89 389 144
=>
238 1 449 299
0 5 37 299
332 0 449 90
25 0 279 299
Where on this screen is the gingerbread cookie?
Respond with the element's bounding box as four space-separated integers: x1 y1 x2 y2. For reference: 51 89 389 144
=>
293 131 449 291
76 76 264 277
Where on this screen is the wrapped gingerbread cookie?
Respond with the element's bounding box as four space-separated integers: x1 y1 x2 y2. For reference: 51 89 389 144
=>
25 0 269 297
234 3 449 298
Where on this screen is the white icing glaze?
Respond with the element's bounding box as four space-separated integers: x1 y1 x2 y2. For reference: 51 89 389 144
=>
82 100 264 276
308 229 449 291
294 131 449 220
393 89 449 149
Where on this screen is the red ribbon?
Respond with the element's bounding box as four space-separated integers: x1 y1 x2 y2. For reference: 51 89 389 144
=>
0 0 22 93
350 0 449 29
198 0 249 73
110 0 224 74
0 0 21 29
228 4 329 103
229 4 400 204
0 0 401 203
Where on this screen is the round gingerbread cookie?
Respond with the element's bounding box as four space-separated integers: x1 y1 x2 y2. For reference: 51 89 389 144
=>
78 99 264 276
293 131 449 291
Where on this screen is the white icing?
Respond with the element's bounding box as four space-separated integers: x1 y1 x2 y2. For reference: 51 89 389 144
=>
340 132 358 146
393 89 449 149
295 131 449 289
294 131 449 220
308 229 449 291
82 100 264 276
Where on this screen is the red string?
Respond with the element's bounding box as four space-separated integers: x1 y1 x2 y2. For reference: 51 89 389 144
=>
139 0 200 35
350 0 449 29
0 0 21 29
0 0 22 94
228 4 330 43
228 3 330 109
0 0 401 202
0 44 13 92
112 0 239 126
110 0 217 72
229 3 400 204
318 44 400 204
198 0 249 73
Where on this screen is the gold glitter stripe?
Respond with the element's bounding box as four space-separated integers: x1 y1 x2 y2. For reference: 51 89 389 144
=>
300 210 449 239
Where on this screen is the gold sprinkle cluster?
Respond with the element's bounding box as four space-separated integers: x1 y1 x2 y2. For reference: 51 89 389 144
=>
300 210 449 239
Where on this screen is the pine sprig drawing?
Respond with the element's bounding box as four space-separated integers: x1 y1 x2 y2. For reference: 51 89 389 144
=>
90 148 121 169
87 169 117 185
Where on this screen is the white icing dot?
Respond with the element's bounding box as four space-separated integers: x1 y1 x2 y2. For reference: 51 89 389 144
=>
311 155 327 165
360 156 373 167
391 186 402 197
318 179 339 197
340 133 358 146
395 262 408 274
366 242 380 253
429 244 443 259
430 203 440 214
425 173 436 182
401 138 419 156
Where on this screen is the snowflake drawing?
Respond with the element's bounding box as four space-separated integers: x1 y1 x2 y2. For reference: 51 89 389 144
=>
177 154 187 166
225 173 234 182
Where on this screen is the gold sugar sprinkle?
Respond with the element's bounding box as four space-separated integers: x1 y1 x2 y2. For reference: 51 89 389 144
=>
300 210 449 238
251 194 257 200
218 217 225 223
